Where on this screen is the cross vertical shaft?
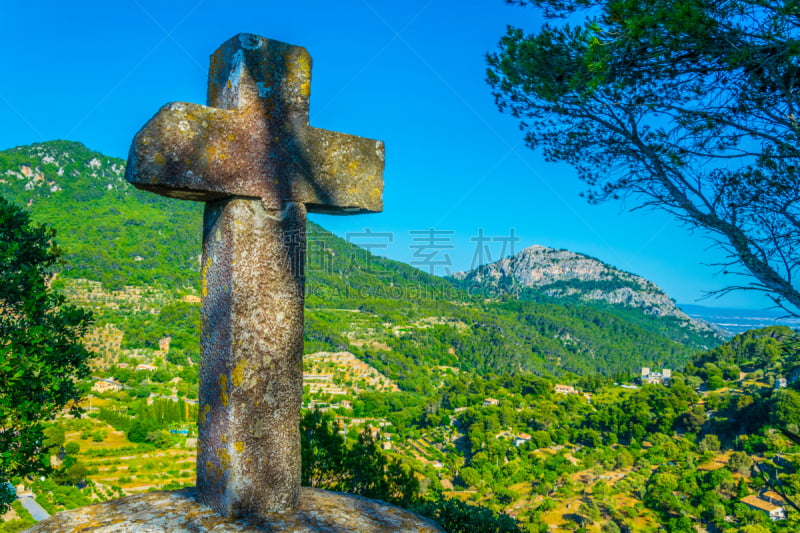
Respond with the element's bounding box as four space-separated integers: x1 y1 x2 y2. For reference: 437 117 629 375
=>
198 199 306 515
124 33 384 518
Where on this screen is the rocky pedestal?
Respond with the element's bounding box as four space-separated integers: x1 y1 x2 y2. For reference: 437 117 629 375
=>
24 488 445 532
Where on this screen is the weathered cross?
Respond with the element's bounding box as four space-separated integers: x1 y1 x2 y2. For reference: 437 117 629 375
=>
125 33 384 518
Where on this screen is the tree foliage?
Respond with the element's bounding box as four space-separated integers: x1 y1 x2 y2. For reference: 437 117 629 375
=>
0 197 93 512
487 0 800 314
300 410 419 507
300 410 525 532
301 409 349 490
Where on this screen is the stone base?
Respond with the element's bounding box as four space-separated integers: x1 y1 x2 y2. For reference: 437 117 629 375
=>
24 487 445 532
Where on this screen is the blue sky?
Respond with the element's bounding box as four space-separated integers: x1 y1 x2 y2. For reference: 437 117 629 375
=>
0 0 772 309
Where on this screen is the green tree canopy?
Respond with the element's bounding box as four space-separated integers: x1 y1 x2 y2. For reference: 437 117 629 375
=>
487 0 800 314
0 196 93 512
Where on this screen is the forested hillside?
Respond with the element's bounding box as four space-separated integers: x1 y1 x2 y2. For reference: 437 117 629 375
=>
0 141 201 289
0 140 717 378
2 141 799 533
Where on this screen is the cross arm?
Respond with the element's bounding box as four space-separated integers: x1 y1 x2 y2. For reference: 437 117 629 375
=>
125 102 271 202
126 102 385 212
292 127 384 214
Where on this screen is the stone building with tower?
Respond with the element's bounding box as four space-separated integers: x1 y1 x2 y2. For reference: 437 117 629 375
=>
641 367 671 385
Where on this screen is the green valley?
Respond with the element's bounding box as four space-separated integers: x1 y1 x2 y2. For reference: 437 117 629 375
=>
0 141 720 381
2 141 799 533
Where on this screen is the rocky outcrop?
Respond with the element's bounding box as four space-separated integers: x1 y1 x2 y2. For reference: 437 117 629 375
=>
25 487 444 532
455 245 712 329
457 246 618 287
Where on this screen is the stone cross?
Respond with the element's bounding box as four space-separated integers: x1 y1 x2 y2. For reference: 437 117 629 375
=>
125 33 384 518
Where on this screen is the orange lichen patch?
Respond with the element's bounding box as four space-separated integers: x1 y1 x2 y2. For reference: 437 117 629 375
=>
284 48 311 98
200 404 210 425
295 53 311 97
206 145 229 162
205 461 222 481
219 375 229 407
201 256 211 298
234 441 245 454
217 448 231 470
232 360 247 387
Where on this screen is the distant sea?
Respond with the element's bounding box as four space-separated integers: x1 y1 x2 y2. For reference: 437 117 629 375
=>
681 304 800 336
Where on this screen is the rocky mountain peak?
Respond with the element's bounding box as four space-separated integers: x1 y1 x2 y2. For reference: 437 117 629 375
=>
456 244 713 331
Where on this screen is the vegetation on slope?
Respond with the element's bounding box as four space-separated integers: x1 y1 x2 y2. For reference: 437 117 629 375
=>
0 140 717 379
1 140 797 532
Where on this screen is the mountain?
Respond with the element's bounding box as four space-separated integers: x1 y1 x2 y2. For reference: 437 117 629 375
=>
452 245 722 348
455 245 690 319
0 141 723 382
0 140 202 290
